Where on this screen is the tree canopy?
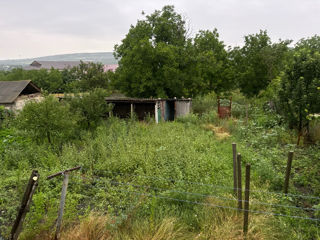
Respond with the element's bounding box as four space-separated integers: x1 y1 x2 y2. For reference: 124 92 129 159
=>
232 30 291 98
113 6 233 98
279 35 320 138
0 62 111 93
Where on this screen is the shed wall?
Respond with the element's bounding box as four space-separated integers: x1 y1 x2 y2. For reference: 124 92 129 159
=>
2 93 43 111
175 101 191 118
134 102 155 120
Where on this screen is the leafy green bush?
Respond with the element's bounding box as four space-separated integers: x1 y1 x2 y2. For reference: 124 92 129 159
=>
192 92 217 115
279 36 320 142
67 88 113 130
15 96 78 146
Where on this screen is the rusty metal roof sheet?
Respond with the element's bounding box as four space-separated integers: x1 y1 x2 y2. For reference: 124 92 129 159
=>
0 80 39 103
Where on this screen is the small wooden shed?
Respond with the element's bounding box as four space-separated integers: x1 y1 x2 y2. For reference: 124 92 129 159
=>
105 97 192 123
0 80 42 111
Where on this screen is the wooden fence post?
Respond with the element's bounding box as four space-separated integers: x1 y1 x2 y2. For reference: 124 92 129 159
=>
10 170 40 240
232 143 237 196
284 151 294 194
243 164 251 235
237 153 242 210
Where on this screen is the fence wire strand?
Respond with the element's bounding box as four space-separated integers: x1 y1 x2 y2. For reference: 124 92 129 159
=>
125 174 320 200
71 175 319 212
115 188 320 222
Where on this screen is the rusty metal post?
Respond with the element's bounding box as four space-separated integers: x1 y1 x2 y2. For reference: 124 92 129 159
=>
11 170 40 240
284 151 294 194
232 143 237 196
243 164 251 235
237 153 242 210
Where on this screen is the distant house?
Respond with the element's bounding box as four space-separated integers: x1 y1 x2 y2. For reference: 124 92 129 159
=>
0 80 42 111
103 64 118 72
105 97 192 123
24 61 82 71
24 60 118 73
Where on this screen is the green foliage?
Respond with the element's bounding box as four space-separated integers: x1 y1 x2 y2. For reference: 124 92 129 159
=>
0 62 111 93
68 88 113 130
113 6 233 98
0 106 5 128
1 7 320 238
0 111 319 239
71 61 110 91
232 30 291 98
279 35 320 138
192 92 217 115
15 96 77 145
0 68 66 93
113 6 188 98
193 30 235 94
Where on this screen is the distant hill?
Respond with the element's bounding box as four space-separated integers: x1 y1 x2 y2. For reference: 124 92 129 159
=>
0 52 117 70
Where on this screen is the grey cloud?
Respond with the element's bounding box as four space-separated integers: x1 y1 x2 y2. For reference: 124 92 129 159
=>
0 0 319 59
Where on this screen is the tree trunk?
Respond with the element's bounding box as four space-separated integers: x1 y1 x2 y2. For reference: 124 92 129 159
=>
47 131 52 144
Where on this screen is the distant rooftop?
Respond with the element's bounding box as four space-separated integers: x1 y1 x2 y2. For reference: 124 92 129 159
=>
24 60 82 70
103 64 118 72
0 80 41 103
24 60 118 72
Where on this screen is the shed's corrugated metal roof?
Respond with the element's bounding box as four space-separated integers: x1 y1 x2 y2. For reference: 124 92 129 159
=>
0 80 37 103
105 97 192 103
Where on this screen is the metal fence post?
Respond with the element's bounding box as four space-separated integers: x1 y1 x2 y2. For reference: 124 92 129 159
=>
232 143 237 196
55 173 69 240
243 164 251 235
47 166 81 240
237 153 242 210
284 151 294 194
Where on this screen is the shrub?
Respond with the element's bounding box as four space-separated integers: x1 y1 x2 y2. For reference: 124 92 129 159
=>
67 88 113 130
192 92 217 115
15 96 77 145
279 36 320 143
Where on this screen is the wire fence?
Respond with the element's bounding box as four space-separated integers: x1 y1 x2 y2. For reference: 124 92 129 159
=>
2 167 319 240
124 174 320 200
69 174 320 222
81 176 320 211
116 188 320 222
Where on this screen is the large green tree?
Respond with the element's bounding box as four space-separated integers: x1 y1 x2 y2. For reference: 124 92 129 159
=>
71 61 109 91
279 36 320 142
113 6 191 98
193 29 234 95
232 30 290 98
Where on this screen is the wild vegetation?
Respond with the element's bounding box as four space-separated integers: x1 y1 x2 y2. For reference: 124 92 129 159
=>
0 93 319 239
0 5 319 240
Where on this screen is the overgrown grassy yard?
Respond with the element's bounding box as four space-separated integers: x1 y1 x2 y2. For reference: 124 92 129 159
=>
1 108 319 239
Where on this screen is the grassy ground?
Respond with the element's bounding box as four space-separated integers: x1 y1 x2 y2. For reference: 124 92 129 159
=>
0 105 319 239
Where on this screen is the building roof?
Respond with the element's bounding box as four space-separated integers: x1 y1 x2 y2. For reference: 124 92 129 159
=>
24 61 82 70
103 64 118 72
0 80 41 103
105 97 192 103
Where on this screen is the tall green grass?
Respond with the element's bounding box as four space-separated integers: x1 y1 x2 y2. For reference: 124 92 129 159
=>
0 112 319 239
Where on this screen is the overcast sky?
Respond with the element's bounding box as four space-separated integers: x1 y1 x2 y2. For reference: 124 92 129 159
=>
0 0 319 60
